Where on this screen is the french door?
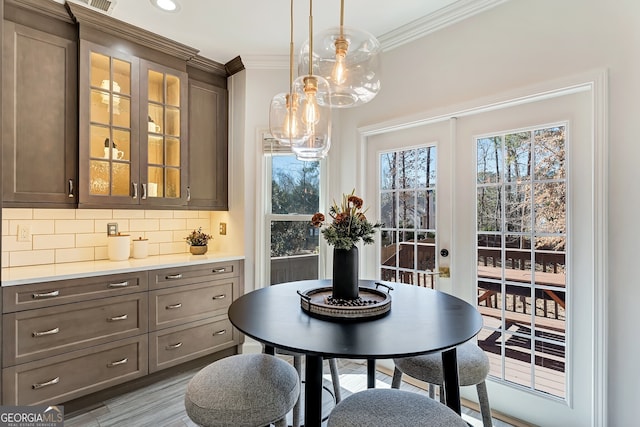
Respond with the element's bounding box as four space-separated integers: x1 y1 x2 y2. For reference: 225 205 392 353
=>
364 86 600 426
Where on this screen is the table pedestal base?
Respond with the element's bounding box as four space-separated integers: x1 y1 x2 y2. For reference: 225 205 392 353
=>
287 381 336 427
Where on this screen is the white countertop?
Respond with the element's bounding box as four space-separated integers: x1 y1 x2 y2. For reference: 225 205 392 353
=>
1 253 245 286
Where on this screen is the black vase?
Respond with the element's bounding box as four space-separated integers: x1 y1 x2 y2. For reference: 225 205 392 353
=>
332 246 359 300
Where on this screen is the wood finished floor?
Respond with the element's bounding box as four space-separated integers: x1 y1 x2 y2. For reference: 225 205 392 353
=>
65 357 519 427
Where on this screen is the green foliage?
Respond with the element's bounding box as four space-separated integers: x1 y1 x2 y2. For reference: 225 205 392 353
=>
312 190 383 251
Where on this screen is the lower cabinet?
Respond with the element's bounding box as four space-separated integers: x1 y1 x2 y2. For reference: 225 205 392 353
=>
1 260 244 405
3 335 148 406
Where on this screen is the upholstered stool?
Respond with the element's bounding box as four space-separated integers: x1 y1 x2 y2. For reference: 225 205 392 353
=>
327 389 467 427
392 341 492 427
185 354 300 427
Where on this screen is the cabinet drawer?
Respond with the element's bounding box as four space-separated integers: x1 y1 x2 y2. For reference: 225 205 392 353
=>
3 293 148 366
2 335 148 406
151 261 240 289
149 279 236 331
3 271 148 313
149 317 235 373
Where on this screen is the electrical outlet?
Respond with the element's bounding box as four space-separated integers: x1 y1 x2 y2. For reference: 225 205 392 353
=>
219 222 227 235
107 223 119 236
17 224 31 242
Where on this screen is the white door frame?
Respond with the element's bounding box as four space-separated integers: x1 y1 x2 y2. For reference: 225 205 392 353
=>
356 69 607 426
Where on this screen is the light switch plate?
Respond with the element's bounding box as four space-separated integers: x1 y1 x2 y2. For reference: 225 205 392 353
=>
219 222 227 235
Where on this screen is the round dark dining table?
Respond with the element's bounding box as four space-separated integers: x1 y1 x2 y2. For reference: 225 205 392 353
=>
228 279 483 427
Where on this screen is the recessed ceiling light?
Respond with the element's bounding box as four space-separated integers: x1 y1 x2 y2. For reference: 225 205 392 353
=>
150 0 180 12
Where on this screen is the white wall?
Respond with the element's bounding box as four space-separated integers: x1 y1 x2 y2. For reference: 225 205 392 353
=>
233 0 639 424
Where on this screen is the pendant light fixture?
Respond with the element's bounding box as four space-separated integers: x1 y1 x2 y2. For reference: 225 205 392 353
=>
299 0 381 108
269 0 308 146
291 0 332 160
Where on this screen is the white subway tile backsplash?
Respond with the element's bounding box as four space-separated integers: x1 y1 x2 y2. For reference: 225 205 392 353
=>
2 208 213 268
33 234 75 250
55 219 95 234
33 209 74 220
55 247 95 263
3 208 33 220
129 219 160 232
159 218 187 231
10 250 54 267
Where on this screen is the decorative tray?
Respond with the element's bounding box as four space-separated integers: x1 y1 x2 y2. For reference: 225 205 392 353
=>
297 283 393 322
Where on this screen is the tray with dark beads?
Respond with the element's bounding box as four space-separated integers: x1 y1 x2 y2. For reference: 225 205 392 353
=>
297 283 392 322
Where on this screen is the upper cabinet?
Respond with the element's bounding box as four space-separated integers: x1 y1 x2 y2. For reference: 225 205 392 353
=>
2 3 78 207
2 0 240 210
78 41 189 208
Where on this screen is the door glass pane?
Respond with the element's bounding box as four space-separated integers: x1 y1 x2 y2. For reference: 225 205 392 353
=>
166 74 180 106
476 124 567 399
379 146 437 289
111 163 130 196
166 168 180 198
166 137 180 167
148 70 163 103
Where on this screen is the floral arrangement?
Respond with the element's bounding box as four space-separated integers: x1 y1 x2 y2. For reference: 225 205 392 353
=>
185 227 212 246
311 190 383 250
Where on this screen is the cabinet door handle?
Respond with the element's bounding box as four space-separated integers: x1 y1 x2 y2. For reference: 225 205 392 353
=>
132 182 138 199
212 268 226 273
166 303 182 309
32 376 60 390
107 358 128 368
32 327 60 337
166 274 183 280
107 314 128 322
108 281 129 288
166 342 183 350
213 329 227 336
212 294 226 300
186 186 191 202
32 290 60 299
68 179 74 198
142 183 147 200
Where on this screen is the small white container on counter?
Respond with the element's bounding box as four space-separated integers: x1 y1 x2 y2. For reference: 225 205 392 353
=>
108 234 130 261
132 237 149 259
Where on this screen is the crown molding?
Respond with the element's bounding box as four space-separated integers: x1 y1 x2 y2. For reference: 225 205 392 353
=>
378 0 510 51
241 54 291 70
6 0 74 23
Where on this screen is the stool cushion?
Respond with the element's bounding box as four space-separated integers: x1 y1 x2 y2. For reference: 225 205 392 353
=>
327 389 467 427
394 342 489 386
185 354 300 427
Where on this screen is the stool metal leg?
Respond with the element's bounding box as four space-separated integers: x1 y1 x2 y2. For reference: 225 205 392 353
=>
476 380 493 427
391 367 402 389
328 358 342 403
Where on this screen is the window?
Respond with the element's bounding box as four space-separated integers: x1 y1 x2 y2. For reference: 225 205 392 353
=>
265 146 322 285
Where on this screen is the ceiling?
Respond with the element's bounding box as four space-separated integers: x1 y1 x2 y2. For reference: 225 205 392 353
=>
60 0 504 66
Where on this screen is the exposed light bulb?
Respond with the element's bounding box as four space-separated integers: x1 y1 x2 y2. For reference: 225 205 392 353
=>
283 94 301 138
332 37 349 85
302 77 320 131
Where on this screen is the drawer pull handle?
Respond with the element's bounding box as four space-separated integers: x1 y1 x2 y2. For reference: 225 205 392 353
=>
107 314 128 322
166 274 183 280
212 294 226 300
108 281 129 288
213 329 227 336
32 327 60 337
212 268 226 273
107 358 128 368
32 376 60 390
166 303 182 310
32 290 60 299
166 342 183 350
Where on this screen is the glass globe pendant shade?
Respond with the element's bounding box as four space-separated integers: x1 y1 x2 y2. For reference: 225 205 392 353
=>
269 92 309 146
299 25 381 108
290 74 332 160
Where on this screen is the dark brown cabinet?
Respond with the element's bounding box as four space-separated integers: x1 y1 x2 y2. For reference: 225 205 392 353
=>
2 10 78 207
188 79 228 210
1 259 243 405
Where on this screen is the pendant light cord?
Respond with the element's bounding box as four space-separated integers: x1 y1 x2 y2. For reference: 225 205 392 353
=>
339 0 344 38
308 0 313 76
289 0 294 94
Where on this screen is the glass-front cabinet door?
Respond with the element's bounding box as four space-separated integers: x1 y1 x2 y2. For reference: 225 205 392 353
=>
78 42 187 208
79 41 140 206
140 60 187 206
